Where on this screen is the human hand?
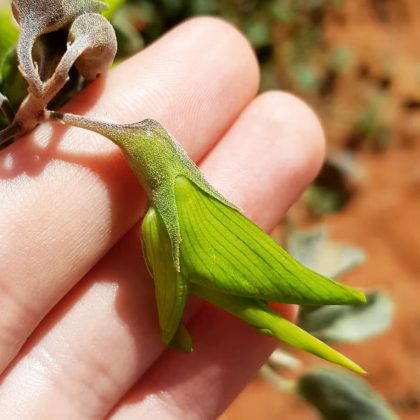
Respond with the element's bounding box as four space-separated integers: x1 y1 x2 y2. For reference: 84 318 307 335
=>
0 18 325 419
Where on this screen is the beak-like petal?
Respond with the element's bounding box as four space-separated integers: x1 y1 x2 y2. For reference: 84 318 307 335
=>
175 176 366 307
191 284 365 374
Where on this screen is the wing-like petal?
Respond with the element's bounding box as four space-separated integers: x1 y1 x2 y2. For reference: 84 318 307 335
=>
176 177 365 306
141 207 189 346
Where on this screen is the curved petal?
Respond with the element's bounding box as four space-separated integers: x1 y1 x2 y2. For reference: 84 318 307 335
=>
141 207 190 348
175 177 365 306
190 284 365 374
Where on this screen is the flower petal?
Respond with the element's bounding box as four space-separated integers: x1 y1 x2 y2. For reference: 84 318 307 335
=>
168 324 193 353
176 177 365 306
191 284 365 374
141 206 189 346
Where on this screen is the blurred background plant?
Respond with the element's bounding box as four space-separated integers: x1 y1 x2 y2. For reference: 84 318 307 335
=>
1 0 419 418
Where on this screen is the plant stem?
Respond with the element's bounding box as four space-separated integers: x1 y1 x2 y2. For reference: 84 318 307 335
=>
268 348 302 370
0 93 15 123
0 39 91 149
0 122 23 148
259 365 297 393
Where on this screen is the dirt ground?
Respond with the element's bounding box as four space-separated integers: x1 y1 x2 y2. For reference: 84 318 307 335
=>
223 1 420 419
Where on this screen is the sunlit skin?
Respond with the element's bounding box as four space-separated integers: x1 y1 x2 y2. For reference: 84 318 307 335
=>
0 18 329 418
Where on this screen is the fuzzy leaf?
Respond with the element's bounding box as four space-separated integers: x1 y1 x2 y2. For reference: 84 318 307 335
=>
191 284 365 374
12 0 106 92
298 368 396 419
141 206 189 347
12 0 106 30
299 292 394 343
287 226 366 279
175 177 366 306
66 12 117 80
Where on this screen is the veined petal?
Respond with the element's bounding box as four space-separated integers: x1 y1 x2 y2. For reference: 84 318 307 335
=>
141 206 190 348
175 176 365 306
191 284 365 374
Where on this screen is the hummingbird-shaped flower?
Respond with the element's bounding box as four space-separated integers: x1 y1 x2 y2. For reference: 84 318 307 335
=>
47 111 366 374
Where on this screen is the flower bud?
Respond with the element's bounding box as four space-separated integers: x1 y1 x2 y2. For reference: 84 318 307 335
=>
47 111 367 373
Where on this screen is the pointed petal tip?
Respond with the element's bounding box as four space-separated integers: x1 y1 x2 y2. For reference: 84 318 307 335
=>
166 325 193 353
357 290 368 304
330 285 367 306
346 288 367 305
161 331 174 346
338 357 367 375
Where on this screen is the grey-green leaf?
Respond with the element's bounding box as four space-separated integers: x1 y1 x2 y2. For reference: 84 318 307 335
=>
12 0 106 92
287 226 366 279
175 177 366 306
67 12 117 80
299 292 394 343
298 368 397 420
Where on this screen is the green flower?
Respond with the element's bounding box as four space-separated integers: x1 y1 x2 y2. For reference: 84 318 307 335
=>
48 111 366 374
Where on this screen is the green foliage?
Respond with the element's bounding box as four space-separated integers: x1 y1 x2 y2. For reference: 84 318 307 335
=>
0 7 21 129
298 368 397 419
0 49 26 111
287 227 393 343
353 102 391 152
0 7 18 66
105 0 393 152
102 0 125 18
299 292 394 343
287 226 366 279
304 185 344 216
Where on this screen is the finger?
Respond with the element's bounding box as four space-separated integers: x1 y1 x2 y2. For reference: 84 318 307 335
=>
0 92 324 419
0 17 259 371
109 92 325 420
